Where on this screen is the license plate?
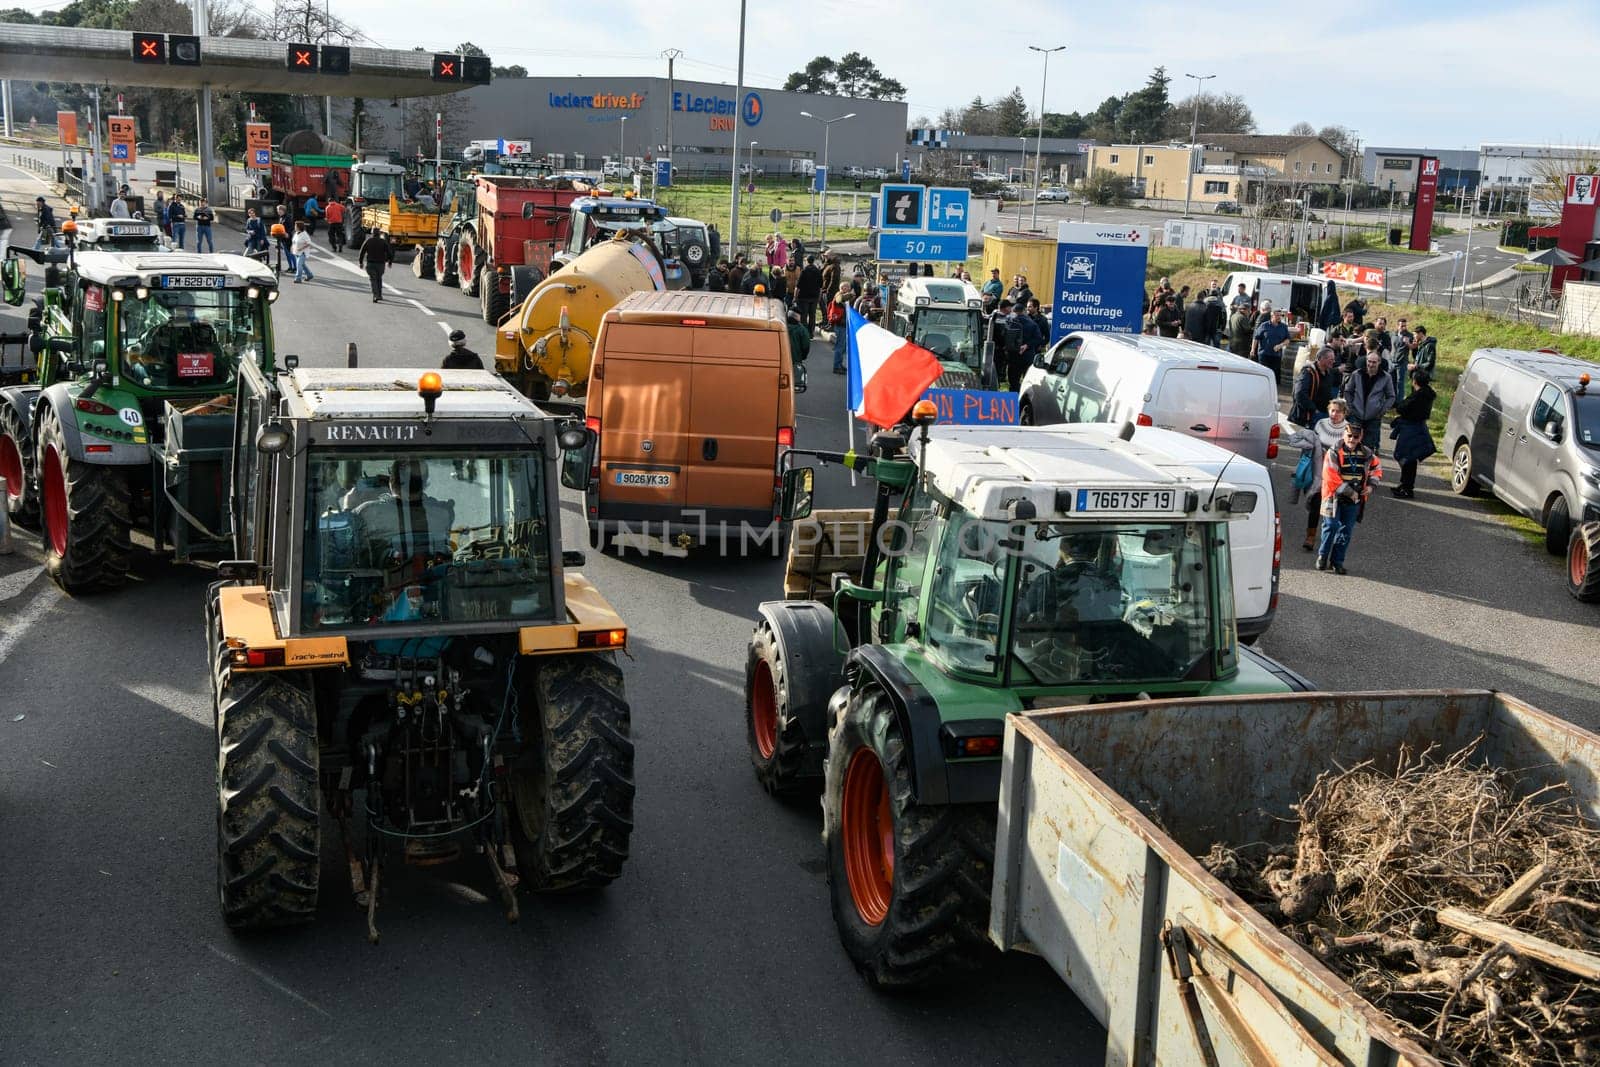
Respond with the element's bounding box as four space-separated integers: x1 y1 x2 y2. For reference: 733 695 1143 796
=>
1076 488 1175 512
161 275 225 289
614 470 673 488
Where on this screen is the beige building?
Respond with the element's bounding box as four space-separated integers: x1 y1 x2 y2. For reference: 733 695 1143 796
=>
1086 134 1345 204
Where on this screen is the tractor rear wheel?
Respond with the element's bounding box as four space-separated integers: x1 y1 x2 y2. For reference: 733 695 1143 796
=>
411 246 435 280
214 667 321 930
37 406 131 593
1568 522 1600 603
0 403 37 526
457 232 481 297
435 239 458 286
746 620 812 795
510 655 634 891
481 268 510 325
824 686 996 987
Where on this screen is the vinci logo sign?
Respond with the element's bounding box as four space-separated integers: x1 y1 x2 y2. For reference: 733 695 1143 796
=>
548 91 644 110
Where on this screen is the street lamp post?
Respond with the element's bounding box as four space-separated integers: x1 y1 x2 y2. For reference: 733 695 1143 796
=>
746 140 758 247
1027 44 1064 230
729 0 747 258
618 115 627 173
1181 72 1215 219
799 110 855 249
1285 198 1309 273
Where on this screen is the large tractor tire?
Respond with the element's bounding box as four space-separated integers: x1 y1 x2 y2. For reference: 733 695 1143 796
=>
411 246 435 280
1544 495 1572 556
1568 522 1600 603
823 686 996 987
509 265 543 307
511 655 634 891
457 232 481 297
481 268 510 326
1450 440 1482 497
746 620 813 795
0 403 38 526
214 667 321 930
36 406 131 593
435 238 458 287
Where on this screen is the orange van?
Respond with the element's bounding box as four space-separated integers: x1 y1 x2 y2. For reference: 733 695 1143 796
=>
582 291 796 551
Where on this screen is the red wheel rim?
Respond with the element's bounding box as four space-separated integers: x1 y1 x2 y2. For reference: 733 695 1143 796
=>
459 241 474 280
436 244 448 275
43 445 67 557
0 433 21 504
751 660 777 759
841 747 893 927
1572 537 1588 587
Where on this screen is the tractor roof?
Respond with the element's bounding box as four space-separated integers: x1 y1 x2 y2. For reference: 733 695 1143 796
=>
280 368 547 422
70 218 165 245
915 425 1240 522
896 276 981 306
70 250 276 287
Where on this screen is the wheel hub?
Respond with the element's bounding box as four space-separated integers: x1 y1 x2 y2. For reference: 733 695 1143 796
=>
1572 538 1588 586
42 445 67 557
841 747 893 927
751 660 777 760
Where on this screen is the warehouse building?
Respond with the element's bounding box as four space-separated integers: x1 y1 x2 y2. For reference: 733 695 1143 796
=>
444 75 907 178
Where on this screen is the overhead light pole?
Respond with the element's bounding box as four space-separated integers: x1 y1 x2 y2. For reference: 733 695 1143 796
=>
800 110 855 249
1028 44 1064 229
729 0 747 259
1181 72 1215 218
618 115 627 171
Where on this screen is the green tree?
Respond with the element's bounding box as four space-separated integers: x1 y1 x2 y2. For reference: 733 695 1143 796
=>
1164 92 1256 139
1083 167 1129 205
493 64 528 78
993 87 1029 137
1115 67 1170 143
783 56 838 94
783 53 903 99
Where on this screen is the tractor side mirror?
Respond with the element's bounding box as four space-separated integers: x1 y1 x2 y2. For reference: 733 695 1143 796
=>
559 427 597 491
780 466 814 521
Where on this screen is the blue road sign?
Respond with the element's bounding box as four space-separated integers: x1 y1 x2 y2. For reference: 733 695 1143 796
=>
876 231 966 262
925 187 970 235
900 160 911 182
111 143 129 161
878 184 926 230
252 148 270 167
813 165 827 193
1050 222 1151 343
655 159 673 188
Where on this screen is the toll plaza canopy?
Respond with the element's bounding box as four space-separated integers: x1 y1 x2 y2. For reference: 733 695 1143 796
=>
0 23 481 97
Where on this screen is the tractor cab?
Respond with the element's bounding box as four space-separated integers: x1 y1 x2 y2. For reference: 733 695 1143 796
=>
563 197 687 289
350 161 406 206
66 218 170 253
886 276 993 388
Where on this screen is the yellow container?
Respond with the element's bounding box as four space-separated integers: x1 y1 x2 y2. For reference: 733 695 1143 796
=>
981 232 1058 303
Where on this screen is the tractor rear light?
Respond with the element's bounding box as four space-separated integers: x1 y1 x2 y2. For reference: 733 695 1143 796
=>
680 318 707 326
243 647 286 668
1267 421 1281 460
777 426 794 449
939 720 1006 759
75 398 116 416
577 628 627 649
585 416 601 481
1136 413 1153 426
958 736 1002 757
84 444 112 453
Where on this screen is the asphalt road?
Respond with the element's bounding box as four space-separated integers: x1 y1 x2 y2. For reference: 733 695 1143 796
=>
4 170 1600 1063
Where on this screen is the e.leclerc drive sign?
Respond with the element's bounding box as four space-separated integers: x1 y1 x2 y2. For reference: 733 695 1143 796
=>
1050 222 1150 343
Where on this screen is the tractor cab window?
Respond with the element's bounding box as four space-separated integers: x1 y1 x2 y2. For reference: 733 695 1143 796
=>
1010 522 1218 686
886 485 939 631
926 517 1004 675
118 287 266 391
76 283 109 362
356 171 404 202
913 307 982 364
301 450 555 631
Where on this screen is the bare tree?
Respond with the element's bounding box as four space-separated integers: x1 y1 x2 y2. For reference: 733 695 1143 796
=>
1287 121 1316 136
1164 92 1257 139
1526 146 1600 217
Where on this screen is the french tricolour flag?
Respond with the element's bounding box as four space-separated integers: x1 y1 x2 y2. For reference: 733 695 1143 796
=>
845 307 943 428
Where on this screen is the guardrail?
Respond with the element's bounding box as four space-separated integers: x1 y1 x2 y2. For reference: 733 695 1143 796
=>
9 152 52 177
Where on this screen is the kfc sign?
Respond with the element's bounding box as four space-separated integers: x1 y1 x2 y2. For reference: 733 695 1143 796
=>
1568 173 1598 206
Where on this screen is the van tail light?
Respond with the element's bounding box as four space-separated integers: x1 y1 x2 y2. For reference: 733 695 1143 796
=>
585 415 601 482
1269 511 1282 613
1135 413 1153 427
1267 421 1280 460
777 426 794 449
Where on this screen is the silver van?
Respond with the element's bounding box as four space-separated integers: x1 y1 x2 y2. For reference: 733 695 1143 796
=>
1446 348 1600 554
1018 333 1282 463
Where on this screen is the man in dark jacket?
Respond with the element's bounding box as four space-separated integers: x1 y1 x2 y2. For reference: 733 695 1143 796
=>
1154 295 1183 338
1182 297 1210 343
706 261 727 292
795 256 823 333
1388 370 1436 498
1410 326 1437 379
34 196 56 249
441 329 483 369
358 229 393 302
1291 348 1339 425
1026 298 1050 344
1005 302 1042 392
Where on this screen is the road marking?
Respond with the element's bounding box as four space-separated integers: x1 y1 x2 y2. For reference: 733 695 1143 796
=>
0 567 42 602
0 580 58 661
437 321 454 336
205 944 332 1019
408 298 434 316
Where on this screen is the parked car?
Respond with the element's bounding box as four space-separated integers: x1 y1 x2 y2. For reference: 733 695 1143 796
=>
1214 200 1242 215
1037 186 1071 203
1017 332 1281 464
1446 348 1600 556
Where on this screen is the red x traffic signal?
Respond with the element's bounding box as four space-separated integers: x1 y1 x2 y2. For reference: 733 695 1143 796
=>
285 43 318 71
131 33 165 63
431 53 460 81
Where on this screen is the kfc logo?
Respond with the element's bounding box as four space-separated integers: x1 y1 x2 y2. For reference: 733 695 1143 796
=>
1422 158 1438 176
1569 173 1598 205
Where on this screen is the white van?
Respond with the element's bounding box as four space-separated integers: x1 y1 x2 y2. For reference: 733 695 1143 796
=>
1018 333 1282 463
1220 270 1337 324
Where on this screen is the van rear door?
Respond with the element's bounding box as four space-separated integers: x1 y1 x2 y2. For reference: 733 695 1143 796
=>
1214 369 1278 461
686 324 781 522
595 323 691 514
1150 367 1223 445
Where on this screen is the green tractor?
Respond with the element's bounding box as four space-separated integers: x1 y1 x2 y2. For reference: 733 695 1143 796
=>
746 414 1312 986
0 248 279 592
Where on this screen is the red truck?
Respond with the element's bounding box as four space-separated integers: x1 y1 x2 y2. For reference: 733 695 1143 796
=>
433 176 588 325
263 131 353 220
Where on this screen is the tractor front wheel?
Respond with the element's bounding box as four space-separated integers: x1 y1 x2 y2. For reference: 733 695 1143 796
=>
824 686 996 987
510 655 634 891
435 239 458 286
37 406 131 593
214 667 321 930
1568 522 1600 603
457 232 481 297
481 269 510 325
0 403 37 526
746 620 812 795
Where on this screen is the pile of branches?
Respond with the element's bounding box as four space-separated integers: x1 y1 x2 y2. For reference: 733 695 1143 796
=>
1201 740 1600 1065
